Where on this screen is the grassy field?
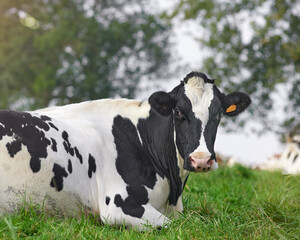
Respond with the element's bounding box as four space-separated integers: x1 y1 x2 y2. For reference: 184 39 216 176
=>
1 164 299 239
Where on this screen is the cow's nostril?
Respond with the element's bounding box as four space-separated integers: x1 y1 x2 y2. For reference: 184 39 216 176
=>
197 166 201 169
207 159 213 167
203 168 206 171
208 167 211 170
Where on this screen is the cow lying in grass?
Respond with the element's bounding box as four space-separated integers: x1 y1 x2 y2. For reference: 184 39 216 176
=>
0 72 251 229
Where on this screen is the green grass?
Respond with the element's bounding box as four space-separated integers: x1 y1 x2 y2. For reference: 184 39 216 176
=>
1 165 300 239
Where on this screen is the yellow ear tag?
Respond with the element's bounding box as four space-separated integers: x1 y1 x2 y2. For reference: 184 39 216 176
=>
226 104 237 113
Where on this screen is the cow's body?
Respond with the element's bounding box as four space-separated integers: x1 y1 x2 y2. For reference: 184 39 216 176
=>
0 72 251 229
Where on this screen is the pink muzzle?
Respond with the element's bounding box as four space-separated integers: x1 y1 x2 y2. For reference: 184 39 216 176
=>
189 152 214 172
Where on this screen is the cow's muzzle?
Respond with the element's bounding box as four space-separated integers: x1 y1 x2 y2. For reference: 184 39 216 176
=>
189 152 217 172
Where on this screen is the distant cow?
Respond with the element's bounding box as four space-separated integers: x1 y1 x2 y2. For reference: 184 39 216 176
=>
260 135 300 175
0 72 251 229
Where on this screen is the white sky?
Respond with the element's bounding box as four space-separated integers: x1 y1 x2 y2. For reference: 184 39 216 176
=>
147 0 285 166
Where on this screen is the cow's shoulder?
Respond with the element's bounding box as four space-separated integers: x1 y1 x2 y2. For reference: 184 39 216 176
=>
111 97 183 216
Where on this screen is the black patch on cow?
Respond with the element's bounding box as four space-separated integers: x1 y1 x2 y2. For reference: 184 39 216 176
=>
75 147 83 164
112 107 182 217
51 138 57 152
88 154 96 178
6 139 22 157
112 115 156 217
114 185 148 218
203 88 223 160
292 139 300 148
68 159 73 173
292 154 298 164
0 110 52 173
148 91 175 116
105 196 110 205
113 116 157 189
62 131 74 156
40 115 52 121
50 163 68 191
48 122 59 131
183 71 215 84
137 109 182 206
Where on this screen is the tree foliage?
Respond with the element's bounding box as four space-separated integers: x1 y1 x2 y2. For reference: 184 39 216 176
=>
168 0 300 135
0 0 171 109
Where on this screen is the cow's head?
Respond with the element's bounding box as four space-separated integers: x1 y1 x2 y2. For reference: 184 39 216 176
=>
148 72 251 172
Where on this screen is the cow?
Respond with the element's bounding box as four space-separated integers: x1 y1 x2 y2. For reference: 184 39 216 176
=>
260 135 300 175
0 72 251 229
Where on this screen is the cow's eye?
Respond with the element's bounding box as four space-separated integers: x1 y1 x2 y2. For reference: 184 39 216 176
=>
175 109 186 120
175 109 182 116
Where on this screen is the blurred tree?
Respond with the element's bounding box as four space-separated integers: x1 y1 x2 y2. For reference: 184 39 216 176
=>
168 0 300 135
0 0 171 109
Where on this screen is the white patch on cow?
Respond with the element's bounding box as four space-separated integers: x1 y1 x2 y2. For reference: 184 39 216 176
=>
37 99 150 126
38 99 150 145
166 194 183 218
184 76 214 154
147 174 170 214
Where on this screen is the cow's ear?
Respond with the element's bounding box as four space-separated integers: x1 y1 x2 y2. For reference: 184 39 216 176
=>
148 91 175 116
222 92 251 117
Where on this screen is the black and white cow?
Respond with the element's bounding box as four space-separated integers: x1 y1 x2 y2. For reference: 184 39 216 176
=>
260 135 300 175
0 72 251 229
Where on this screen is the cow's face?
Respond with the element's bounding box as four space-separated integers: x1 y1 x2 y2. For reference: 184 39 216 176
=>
149 72 251 173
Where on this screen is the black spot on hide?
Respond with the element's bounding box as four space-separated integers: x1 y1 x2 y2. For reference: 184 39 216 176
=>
40 115 51 121
50 163 68 191
105 196 110 205
293 154 298 164
48 122 59 131
62 131 75 156
68 159 73 173
88 154 96 178
6 139 22 157
0 110 54 173
51 138 57 152
114 185 148 218
75 147 83 164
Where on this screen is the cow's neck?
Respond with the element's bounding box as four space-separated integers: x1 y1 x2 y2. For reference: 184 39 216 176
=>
137 109 183 206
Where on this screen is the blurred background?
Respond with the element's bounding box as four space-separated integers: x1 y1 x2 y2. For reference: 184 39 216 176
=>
0 0 299 166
